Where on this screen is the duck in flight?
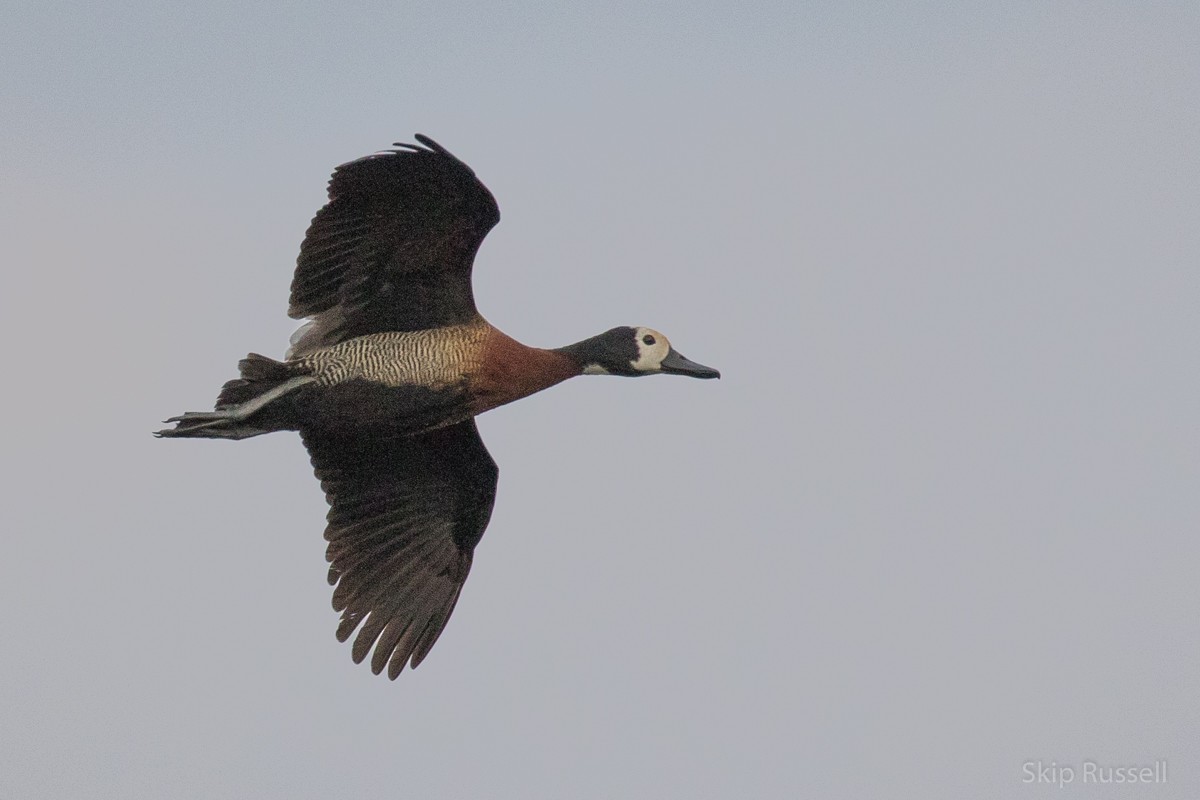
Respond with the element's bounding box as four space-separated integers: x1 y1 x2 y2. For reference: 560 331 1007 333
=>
157 135 719 679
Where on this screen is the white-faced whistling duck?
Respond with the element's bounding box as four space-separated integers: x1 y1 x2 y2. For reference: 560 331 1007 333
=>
157 135 719 679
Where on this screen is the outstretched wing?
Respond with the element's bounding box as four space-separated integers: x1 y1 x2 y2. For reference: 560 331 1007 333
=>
288 135 500 355
301 419 499 678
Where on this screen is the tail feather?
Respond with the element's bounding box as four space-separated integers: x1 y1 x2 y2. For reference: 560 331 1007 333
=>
157 353 311 440
217 353 294 407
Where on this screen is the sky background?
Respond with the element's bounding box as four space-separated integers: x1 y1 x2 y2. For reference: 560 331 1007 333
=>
3 1 1198 798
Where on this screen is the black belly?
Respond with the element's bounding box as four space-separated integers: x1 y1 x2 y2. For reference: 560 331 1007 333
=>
266 378 474 440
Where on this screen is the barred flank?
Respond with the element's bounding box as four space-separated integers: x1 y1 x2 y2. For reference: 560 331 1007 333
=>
296 324 489 389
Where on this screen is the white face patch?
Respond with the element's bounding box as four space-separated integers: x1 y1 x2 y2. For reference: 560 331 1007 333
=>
582 363 610 375
629 327 672 372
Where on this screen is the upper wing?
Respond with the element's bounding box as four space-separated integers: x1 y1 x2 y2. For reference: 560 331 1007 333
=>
301 419 499 678
287 135 500 355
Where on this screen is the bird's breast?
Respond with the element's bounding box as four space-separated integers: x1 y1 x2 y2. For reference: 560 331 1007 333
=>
469 328 579 414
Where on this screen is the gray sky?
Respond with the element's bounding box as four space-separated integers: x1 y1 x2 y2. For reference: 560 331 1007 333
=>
3 2 1198 798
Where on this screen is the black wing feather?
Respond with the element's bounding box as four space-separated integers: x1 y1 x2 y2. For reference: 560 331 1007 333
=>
302 419 499 677
288 135 500 351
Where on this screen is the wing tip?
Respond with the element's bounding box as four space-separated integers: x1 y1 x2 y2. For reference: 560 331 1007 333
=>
412 133 444 153
384 133 444 156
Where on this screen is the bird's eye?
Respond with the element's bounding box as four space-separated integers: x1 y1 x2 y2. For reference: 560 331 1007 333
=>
642 335 656 346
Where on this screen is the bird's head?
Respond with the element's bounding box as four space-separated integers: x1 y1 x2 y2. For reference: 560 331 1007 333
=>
561 326 720 379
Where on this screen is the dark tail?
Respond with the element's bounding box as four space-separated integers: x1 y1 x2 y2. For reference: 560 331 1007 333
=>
215 353 297 407
156 353 313 440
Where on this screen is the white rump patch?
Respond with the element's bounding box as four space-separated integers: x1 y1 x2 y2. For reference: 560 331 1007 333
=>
286 320 316 359
285 310 346 359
